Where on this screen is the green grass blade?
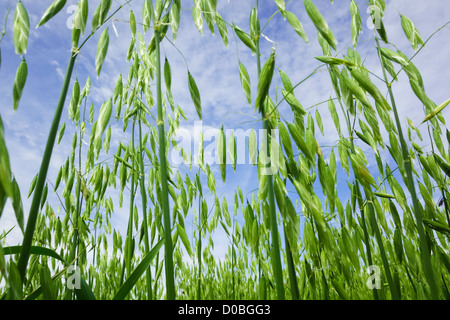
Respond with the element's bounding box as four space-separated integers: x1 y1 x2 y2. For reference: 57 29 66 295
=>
375 36 440 299
155 28 176 300
74 276 97 300
5 245 96 300
254 2 285 300
4 245 65 263
113 238 164 300
17 52 77 283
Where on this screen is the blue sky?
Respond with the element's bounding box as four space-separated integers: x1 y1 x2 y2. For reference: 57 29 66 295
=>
1 0 450 263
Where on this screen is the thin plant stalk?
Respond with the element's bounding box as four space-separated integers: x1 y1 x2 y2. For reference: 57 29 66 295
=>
254 1 285 300
16 0 129 289
124 116 137 282
375 37 440 299
197 194 202 300
66 103 86 300
345 103 398 299
283 222 299 300
17 51 77 283
153 248 160 298
232 213 236 300
339 101 379 300
309 218 329 299
367 197 400 299
138 116 152 299
155 28 175 300
425 125 450 226
281 177 299 300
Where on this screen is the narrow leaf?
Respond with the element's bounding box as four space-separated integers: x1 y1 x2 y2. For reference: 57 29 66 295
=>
3 245 65 263
177 223 193 257
113 238 164 300
423 219 450 237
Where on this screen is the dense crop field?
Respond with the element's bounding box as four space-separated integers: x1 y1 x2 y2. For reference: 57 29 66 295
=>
1 0 450 301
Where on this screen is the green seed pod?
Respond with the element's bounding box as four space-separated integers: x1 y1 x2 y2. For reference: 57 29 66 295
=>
374 191 395 199
278 122 293 159
13 59 28 110
250 8 260 40
255 51 276 113
304 0 337 50
233 24 256 53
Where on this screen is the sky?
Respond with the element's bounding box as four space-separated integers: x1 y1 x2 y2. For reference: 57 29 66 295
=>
1 0 450 264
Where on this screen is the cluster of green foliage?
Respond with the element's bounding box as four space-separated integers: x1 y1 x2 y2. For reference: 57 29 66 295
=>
1 0 450 300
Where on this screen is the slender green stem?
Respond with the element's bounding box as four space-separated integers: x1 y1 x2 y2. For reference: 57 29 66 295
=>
340 103 379 300
283 222 299 300
355 184 378 300
308 218 329 300
232 215 236 300
154 249 160 297
125 117 137 280
0 0 12 45
255 2 285 300
375 37 440 300
138 117 152 299
66 109 85 300
366 197 400 299
155 28 175 300
18 51 77 283
425 124 450 226
197 197 202 300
